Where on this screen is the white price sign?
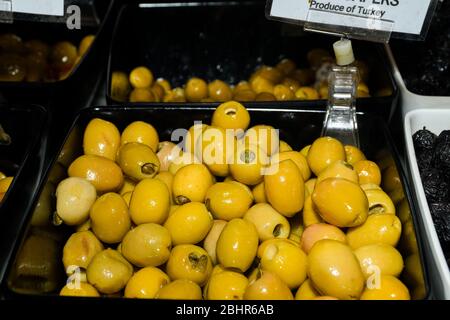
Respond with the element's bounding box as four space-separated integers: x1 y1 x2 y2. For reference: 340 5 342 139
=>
268 0 437 39
12 0 64 16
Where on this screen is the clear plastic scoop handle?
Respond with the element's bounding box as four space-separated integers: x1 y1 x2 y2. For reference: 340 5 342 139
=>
321 38 360 148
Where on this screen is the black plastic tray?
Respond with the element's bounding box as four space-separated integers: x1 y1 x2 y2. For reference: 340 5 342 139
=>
0 105 430 300
0 103 48 280
106 2 399 120
0 0 116 105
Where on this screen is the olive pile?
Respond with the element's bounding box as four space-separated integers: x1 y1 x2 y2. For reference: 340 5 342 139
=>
413 128 450 254
55 101 420 300
0 33 95 82
110 49 371 103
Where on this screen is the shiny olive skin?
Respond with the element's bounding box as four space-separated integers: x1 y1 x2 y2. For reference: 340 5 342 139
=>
301 223 346 254
83 118 120 161
360 275 410 300
124 267 170 299
203 219 227 265
121 121 159 152
229 142 269 186
354 160 382 186
243 203 290 241
129 66 153 88
60 282 100 297
56 177 97 225
121 223 172 267
244 270 294 300
90 192 131 244
264 159 305 217
164 202 213 245
307 137 346 176
185 77 208 102
208 80 233 102
205 182 253 221
129 178 170 225
344 145 366 166
316 160 359 184
172 163 214 204
211 100 250 132
156 279 202 300
86 249 133 294
216 218 258 273
312 178 368 228
308 240 365 300
62 230 104 271
197 126 235 177
68 155 124 193
117 142 160 181
346 213 402 250
295 279 320 300
259 239 308 289
166 244 213 286
205 271 249 300
354 244 404 279
274 151 311 182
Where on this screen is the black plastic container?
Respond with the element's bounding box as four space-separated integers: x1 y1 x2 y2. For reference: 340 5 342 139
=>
0 103 48 282
106 2 398 120
0 0 116 105
0 105 430 300
0 2 120 245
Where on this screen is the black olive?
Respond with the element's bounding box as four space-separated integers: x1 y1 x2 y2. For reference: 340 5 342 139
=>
436 130 450 145
413 127 437 153
432 130 450 172
416 149 433 172
421 168 450 202
429 202 450 244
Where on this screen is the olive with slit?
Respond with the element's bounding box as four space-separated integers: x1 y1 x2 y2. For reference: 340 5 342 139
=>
117 142 160 181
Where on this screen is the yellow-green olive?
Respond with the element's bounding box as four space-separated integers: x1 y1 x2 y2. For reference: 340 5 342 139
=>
90 192 131 244
121 223 172 267
86 249 133 294
216 218 258 273
312 178 368 228
117 142 160 181
243 203 290 241
83 118 120 161
264 160 305 217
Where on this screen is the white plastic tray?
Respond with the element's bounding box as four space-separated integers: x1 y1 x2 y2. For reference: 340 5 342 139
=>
385 44 450 118
404 109 450 299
